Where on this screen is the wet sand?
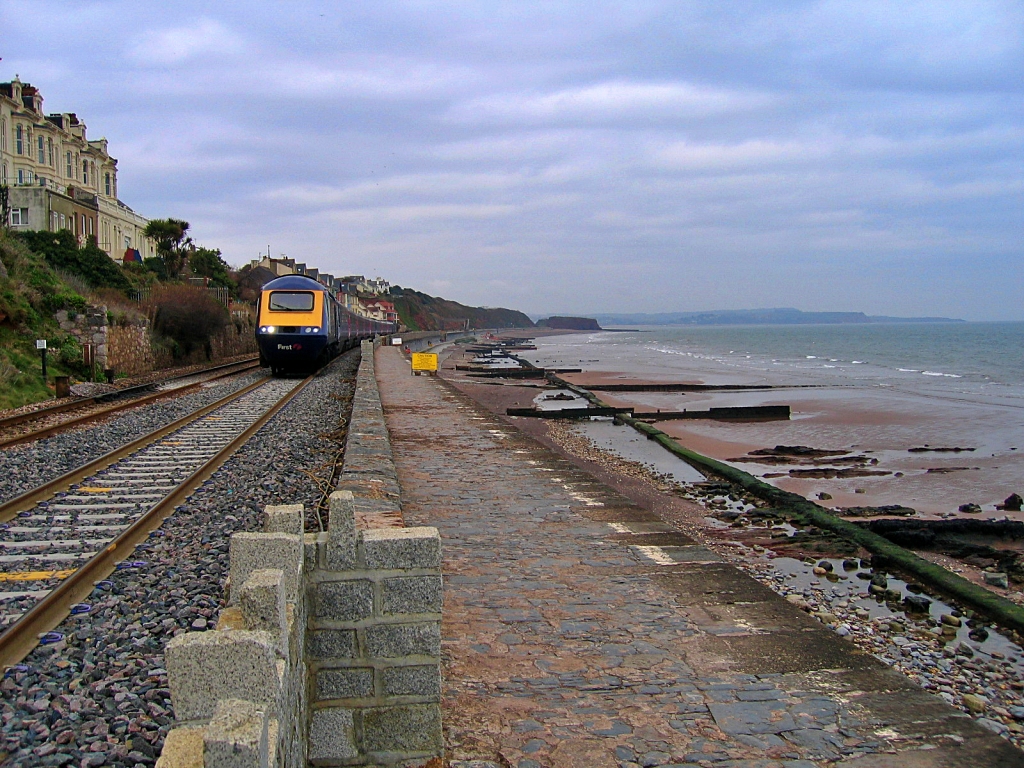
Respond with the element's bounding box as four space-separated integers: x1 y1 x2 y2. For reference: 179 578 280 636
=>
510 331 1024 520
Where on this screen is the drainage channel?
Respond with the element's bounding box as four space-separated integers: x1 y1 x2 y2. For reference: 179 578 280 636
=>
0 375 306 666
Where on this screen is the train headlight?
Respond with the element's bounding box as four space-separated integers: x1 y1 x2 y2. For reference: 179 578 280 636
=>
304 327 313 333
262 326 275 334
313 327 320 333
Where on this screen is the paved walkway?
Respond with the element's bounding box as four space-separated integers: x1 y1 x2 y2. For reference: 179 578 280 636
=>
374 346 1023 768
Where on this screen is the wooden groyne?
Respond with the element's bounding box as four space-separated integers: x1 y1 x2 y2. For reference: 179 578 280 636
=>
506 404 790 420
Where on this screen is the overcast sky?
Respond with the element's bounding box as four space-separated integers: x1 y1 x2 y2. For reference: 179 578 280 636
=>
3 1 1022 320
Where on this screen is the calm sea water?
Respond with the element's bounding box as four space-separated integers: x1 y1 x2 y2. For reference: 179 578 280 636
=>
532 322 1024 407
522 321 1024 514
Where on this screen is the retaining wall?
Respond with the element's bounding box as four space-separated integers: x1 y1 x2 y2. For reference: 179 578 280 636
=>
55 306 109 370
156 340 443 768
109 324 156 376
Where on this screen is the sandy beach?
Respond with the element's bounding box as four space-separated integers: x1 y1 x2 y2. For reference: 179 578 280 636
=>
533 334 1024 521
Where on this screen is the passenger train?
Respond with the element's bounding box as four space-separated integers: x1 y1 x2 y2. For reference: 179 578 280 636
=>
256 275 397 375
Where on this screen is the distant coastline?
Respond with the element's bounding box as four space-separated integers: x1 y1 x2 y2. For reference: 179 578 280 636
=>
587 308 964 327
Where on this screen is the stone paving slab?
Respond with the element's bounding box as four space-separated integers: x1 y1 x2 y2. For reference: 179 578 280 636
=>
373 346 1024 768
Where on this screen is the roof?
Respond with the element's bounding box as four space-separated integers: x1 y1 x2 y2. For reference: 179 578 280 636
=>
263 275 329 292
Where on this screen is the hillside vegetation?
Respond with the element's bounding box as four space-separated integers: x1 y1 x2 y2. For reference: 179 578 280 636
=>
0 233 100 408
389 287 533 331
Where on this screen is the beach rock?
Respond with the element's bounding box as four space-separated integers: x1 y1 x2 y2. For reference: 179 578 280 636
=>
998 494 1023 512
963 694 988 713
903 595 932 613
909 446 975 453
751 445 848 458
790 468 890 479
817 492 833 500
959 503 982 514
940 614 962 627
968 627 990 642
983 572 1009 589
842 504 917 518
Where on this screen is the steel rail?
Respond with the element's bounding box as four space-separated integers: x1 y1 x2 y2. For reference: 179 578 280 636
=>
0 377 268 525
0 356 260 433
0 361 262 450
0 370 315 669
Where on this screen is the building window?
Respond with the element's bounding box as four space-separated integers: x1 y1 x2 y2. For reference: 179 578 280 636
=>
88 217 94 236
47 138 53 167
16 168 32 185
124 235 132 250
105 172 111 196
0 119 6 151
59 213 66 229
1 163 6 183
83 160 88 185
9 208 28 227
66 151 72 178
15 125 23 155
37 136 45 164
51 211 58 231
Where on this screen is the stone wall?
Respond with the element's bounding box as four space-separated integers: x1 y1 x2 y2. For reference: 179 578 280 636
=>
151 317 258 371
157 341 444 768
55 306 109 370
306 493 443 766
56 306 256 378
108 324 156 376
335 341 404 529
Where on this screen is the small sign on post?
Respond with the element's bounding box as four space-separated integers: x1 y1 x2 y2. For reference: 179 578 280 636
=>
411 352 438 376
391 337 403 346
36 339 47 382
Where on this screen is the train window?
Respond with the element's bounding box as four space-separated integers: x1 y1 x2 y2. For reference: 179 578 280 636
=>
268 291 314 311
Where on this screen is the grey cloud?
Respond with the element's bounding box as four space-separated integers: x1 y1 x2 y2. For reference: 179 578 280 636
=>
3 0 1022 319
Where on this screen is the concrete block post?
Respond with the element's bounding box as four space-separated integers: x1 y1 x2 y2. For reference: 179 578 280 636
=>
263 503 304 536
203 699 269 768
165 631 281 722
361 527 441 571
239 568 288 654
326 491 357 570
229 532 302 605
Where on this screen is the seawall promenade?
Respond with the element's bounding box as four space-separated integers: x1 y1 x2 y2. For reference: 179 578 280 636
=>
374 344 1023 768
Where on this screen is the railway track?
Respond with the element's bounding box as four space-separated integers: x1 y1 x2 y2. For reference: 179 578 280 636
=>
0 371 313 668
0 356 261 449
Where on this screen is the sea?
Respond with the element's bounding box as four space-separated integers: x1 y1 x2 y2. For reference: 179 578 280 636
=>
519 322 1024 517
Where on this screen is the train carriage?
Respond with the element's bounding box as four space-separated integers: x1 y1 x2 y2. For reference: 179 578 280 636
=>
256 275 395 375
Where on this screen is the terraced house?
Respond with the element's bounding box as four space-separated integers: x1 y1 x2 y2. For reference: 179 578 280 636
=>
0 75 156 263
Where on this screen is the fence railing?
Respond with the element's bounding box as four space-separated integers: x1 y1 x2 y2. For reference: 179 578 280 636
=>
129 286 233 307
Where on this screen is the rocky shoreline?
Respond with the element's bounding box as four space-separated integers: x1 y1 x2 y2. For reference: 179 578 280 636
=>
542 419 1024 751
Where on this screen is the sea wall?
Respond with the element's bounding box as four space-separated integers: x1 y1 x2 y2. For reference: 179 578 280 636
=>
156 341 444 768
389 331 473 353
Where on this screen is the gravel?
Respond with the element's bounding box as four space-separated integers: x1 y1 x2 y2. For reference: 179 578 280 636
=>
0 350 358 767
0 370 270 505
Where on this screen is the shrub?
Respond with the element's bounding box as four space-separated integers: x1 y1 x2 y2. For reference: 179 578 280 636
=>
14 230 132 292
41 291 87 314
148 284 228 358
